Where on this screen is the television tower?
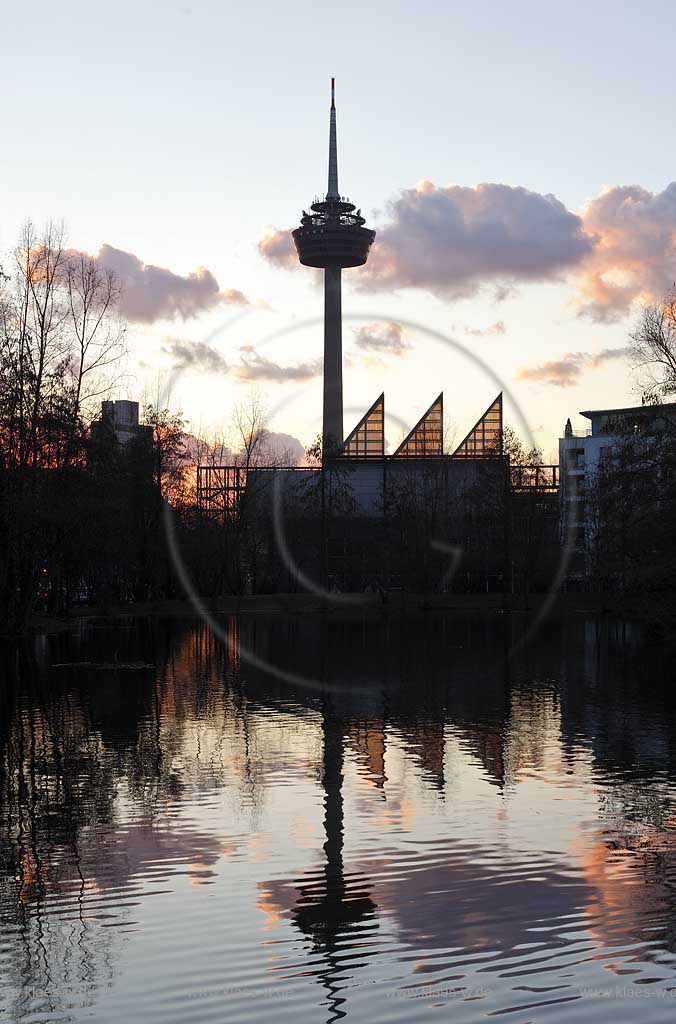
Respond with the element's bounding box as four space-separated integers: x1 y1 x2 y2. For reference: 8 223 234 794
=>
293 80 375 455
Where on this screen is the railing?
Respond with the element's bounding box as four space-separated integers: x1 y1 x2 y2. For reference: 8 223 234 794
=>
197 462 561 512
510 464 559 492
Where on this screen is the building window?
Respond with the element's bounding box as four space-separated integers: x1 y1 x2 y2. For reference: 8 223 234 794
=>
565 448 585 469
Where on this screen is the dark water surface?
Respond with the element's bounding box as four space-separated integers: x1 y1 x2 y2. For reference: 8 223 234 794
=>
2 613 676 1023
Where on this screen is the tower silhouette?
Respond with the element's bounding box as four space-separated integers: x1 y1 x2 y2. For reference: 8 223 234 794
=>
293 80 376 454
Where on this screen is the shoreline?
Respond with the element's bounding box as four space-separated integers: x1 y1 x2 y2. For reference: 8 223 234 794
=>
21 590 625 636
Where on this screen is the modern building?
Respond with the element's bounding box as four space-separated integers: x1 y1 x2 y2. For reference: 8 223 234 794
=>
97 400 144 446
89 400 153 474
197 393 518 593
199 392 509 516
559 401 676 583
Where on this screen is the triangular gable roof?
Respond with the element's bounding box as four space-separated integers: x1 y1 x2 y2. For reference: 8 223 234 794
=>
392 393 443 457
453 393 503 458
342 393 384 457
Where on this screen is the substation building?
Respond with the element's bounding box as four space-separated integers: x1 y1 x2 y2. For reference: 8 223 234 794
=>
197 82 558 593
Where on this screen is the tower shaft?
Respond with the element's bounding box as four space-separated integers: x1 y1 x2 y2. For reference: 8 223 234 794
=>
323 266 343 451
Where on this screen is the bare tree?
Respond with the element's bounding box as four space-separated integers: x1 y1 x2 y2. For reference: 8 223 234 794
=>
630 289 676 403
65 251 126 428
231 387 271 469
0 222 126 471
0 222 126 630
0 221 70 470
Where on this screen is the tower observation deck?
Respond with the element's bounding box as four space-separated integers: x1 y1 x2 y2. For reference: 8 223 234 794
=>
293 79 375 453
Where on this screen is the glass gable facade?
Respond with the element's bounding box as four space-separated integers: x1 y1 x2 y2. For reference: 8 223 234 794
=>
342 393 385 458
453 394 503 458
392 394 443 457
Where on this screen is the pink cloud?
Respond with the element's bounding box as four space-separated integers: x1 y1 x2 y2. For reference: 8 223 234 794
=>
360 181 592 298
92 244 249 322
576 183 676 321
516 347 628 388
257 226 297 269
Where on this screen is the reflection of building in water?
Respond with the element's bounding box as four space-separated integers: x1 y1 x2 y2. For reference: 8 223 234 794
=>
8 615 676 1018
346 721 387 790
235 612 518 792
454 722 507 787
502 687 562 786
398 719 446 791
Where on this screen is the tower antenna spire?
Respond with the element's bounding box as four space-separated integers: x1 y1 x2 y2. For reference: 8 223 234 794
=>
327 77 339 199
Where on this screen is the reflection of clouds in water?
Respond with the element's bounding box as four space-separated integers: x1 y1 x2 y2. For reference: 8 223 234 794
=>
575 819 676 961
77 820 228 888
371 843 592 956
5 618 676 1020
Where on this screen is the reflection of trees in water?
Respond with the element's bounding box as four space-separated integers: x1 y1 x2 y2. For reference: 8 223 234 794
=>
523 618 676 961
0 619 332 1017
581 774 676 957
4 614 676 1018
0 649 118 1020
580 821 676 959
0 625 230 1018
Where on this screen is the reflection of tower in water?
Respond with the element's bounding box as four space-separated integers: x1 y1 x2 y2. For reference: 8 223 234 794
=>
289 698 378 1022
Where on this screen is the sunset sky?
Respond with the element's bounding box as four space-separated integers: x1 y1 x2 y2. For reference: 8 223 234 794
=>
5 0 676 459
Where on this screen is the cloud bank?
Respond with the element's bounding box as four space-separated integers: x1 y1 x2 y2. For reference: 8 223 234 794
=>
362 181 592 299
352 322 410 356
464 320 506 337
163 337 322 384
89 244 249 323
516 347 629 388
258 180 676 322
257 227 297 269
261 432 305 465
234 345 322 383
163 338 229 374
181 429 304 468
576 183 676 321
